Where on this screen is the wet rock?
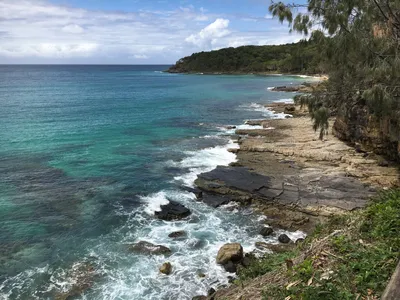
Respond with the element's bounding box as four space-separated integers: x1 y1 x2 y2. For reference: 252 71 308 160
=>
201 193 233 208
53 262 97 300
278 234 291 244
198 272 206 278
192 296 207 300
295 238 305 244
208 288 216 297
259 226 274 237
155 200 191 221
223 261 237 273
129 241 171 255
216 243 243 265
168 230 187 239
228 276 236 283
159 262 172 275
196 166 280 200
226 125 237 129
185 187 203 199
228 148 239 154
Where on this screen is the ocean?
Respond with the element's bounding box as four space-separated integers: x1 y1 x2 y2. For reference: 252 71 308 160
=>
0 65 309 299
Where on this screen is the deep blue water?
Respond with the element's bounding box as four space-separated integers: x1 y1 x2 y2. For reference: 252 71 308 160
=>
0 65 308 299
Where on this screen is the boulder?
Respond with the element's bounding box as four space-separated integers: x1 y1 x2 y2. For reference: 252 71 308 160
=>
155 200 191 221
129 241 171 255
168 230 186 239
278 234 291 244
159 262 172 275
223 261 237 273
216 243 243 265
259 226 274 237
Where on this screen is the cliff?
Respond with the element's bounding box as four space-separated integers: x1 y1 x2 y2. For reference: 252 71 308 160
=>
333 103 400 162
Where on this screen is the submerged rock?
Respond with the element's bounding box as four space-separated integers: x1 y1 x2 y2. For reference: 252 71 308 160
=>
216 243 243 265
278 234 291 244
159 262 172 275
129 241 171 255
155 200 191 221
168 230 187 239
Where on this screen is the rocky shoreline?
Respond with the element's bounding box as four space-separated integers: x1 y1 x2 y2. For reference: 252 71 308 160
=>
53 89 399 300
188 99 399 299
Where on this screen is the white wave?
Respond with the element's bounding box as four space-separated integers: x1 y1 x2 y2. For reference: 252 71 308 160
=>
273 98 294 104
140 191 170 215
241 102 292 119
172 140 237 187
267 87 274 90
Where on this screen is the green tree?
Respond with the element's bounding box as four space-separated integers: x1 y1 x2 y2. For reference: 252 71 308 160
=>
269 0 400 139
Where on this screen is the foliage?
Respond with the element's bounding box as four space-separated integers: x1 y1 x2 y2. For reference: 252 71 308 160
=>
259 189 400 299
167 40 324 74
270 0 400 139
238 250 297 282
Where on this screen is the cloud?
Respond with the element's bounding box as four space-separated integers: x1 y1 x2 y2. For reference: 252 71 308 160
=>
186 18 230 48
0 0 305 63
133 54 149 59
62 24 84 34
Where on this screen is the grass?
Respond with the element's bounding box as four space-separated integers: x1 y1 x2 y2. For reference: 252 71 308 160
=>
236 189 400 300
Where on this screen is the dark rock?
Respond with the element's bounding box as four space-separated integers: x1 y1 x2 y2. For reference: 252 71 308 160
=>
226 125 237 129
198 272 206 278
185 187 203 199
201 193 233 208
223 261 237 273
242 256 252 267
228 276 235 283
129 241 171 255
196 166 279 198
168 230 187 239
259 226 274 237
207 288 216 297
155 200 191 221
284 106 296 114
295 238 305 244
278 234 291 244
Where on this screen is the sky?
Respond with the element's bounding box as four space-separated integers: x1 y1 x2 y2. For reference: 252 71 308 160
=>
0 0 307 64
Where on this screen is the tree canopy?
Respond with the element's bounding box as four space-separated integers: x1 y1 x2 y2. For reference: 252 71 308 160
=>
269 0 400 138
167 40 324 75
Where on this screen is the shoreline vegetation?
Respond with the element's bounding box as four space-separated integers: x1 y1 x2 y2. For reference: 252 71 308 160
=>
189 83 400 299
166 41 324 75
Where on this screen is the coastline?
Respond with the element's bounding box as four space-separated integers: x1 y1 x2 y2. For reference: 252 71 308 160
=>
164 69 328 81
191 97 399 299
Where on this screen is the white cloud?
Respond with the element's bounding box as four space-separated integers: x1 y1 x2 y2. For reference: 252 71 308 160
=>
133 54 149 59
62 24 84 34
186 18 230 48
0 0 304 63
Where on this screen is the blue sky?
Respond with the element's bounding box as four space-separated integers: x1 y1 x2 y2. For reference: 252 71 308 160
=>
0 0 307 64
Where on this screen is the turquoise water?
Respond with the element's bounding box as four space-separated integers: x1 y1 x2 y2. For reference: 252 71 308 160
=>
0 65 308 299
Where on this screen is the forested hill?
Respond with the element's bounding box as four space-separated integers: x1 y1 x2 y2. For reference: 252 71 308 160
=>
167 40 323 74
